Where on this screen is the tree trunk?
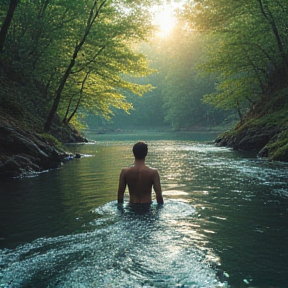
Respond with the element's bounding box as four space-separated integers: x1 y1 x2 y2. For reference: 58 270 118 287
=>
236 99 243 124
44 58 75 131
258 0 288 78
62 94 74 124
44 0 107 131
0 0 19 54
65 71 90 124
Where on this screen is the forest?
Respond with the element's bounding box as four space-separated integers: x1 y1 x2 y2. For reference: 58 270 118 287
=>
1 0 288 162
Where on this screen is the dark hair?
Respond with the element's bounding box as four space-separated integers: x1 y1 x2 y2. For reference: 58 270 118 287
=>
132 141 148 160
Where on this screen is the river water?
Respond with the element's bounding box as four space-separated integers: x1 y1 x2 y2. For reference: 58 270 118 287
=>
0 132 288 288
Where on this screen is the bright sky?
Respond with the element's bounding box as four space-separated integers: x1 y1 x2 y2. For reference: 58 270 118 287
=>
153 2 185 37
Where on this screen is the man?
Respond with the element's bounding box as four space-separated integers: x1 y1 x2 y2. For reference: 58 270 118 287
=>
117 141 164 205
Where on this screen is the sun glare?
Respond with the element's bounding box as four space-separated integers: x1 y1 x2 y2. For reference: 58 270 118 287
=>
153 1 185 38
154 6 176 37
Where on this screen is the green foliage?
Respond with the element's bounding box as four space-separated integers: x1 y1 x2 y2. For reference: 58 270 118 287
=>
6 0 287 135
85 18 233 132
183 0 288 116
151 24 228 130
39 133 62 148
0 0 236 133
0 0 158 130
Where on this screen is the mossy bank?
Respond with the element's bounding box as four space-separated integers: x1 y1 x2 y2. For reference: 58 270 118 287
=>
215 88 288 162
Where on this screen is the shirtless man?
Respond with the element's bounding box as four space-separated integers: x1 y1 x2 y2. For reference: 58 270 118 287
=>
117 142 164 205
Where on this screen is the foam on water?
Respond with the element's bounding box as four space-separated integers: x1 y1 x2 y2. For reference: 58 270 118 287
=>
0 201 227 288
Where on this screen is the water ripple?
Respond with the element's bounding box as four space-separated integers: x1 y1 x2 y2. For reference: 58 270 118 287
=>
1 138 288 288
0 201 226 288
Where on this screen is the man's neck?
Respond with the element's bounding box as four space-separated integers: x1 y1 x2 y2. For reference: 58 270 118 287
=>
134 159 145 166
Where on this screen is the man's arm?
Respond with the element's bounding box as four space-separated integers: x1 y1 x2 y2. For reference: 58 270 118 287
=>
117 169 126 204
153 170 164 204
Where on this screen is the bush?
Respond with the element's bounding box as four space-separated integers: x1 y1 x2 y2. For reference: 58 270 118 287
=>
39 133 62 148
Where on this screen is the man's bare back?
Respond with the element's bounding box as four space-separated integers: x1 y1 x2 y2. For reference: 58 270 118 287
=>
117 142 164 205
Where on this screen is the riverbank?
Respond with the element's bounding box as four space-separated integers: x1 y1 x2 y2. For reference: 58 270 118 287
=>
215 89 288 162
0 108 87 178
0 69 89 178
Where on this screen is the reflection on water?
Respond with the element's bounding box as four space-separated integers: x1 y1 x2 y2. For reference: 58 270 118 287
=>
1 135 288 288
0 201 224 288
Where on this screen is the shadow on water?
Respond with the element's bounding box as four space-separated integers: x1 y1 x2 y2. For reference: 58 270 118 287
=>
0 201 226 288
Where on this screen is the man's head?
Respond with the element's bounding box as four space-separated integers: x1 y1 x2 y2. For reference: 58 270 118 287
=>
133 141 148 160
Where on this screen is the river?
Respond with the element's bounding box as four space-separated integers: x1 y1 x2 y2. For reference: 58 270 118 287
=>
0 132 288 288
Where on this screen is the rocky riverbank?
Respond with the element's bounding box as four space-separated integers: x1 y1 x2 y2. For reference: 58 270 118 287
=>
0 111 87 178
215 94 288 162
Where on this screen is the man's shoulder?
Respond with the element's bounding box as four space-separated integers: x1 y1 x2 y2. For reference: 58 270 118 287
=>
121 165 158 175
146 166 159 175
146 165 157 171
121 166 132 173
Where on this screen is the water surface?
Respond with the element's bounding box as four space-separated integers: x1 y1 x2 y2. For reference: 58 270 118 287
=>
0 133 288 288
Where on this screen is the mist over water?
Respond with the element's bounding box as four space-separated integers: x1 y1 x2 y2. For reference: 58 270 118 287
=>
1 133 288 288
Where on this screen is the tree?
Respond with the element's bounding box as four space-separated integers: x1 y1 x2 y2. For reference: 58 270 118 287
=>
182 0 288 115
0 0 19 55
44 1 108 131
153 22 222 129
1 0 158 131
42 0 156 131
257 0 288 77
